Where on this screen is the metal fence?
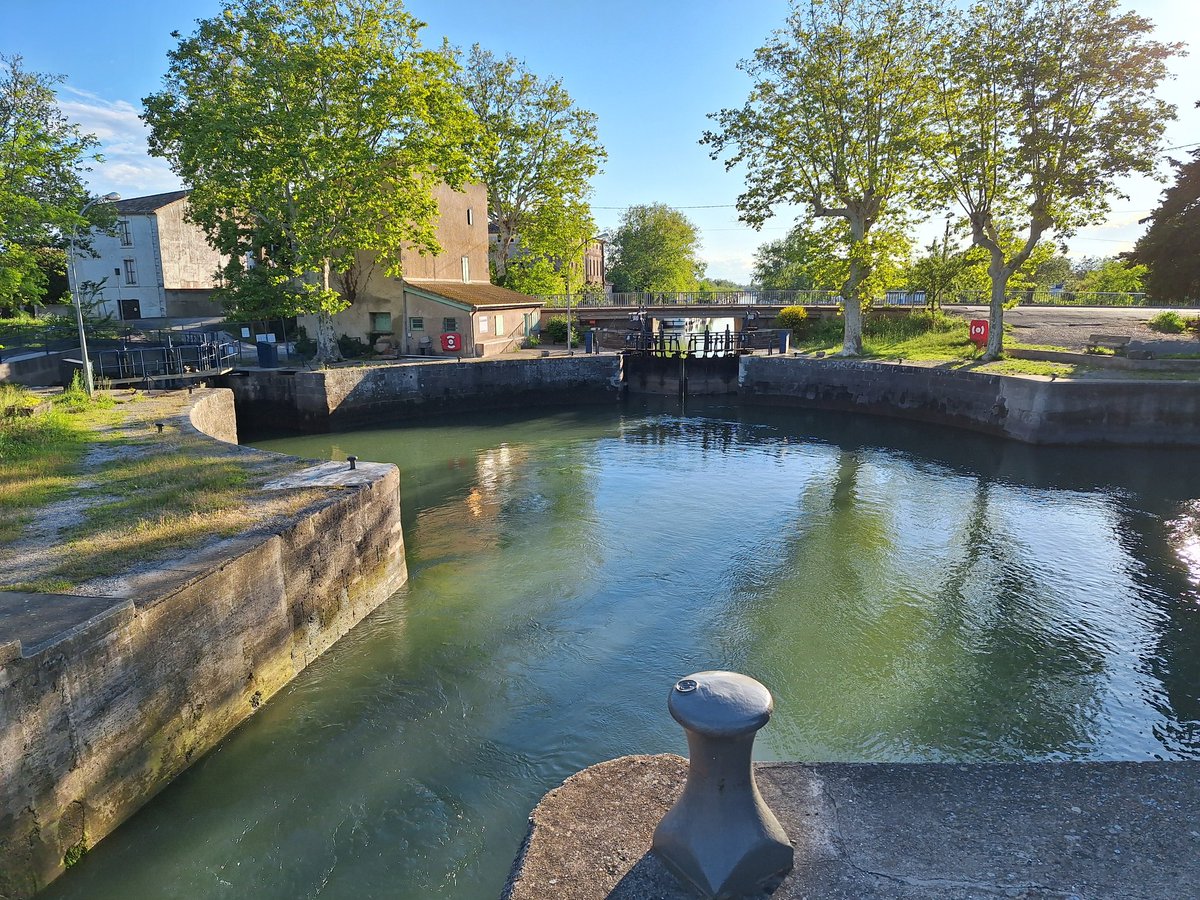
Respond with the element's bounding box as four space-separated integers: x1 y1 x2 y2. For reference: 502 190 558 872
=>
539 290 841 309
540 289 1171 309
89 332 238 385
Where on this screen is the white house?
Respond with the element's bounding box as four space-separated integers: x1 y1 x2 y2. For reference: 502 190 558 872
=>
68 191 225 321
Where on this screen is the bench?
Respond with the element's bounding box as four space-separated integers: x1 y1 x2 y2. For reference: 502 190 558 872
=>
1086 334 1130 354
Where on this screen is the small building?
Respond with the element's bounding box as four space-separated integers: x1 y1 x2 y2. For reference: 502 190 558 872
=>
67 191 225 321
308 183 542 358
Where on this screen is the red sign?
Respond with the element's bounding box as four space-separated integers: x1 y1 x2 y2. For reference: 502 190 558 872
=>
969 319 989 346
440 332 462 352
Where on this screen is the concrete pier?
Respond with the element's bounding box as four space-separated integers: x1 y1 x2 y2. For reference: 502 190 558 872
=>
503 754 1200 899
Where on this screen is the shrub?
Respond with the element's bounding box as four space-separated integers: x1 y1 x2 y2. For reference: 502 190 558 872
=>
524 333 541 348
542 315 577 344
292 325 316 358
336 333 371 358
775 306 809 334
1148 311 1188 334
865 309 958 341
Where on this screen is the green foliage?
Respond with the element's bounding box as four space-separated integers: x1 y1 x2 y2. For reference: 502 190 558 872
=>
705 0 941 354
144 0 479 363
453 45 605 292
63 840 88 869
775 306 809 334
607 204 706 292
1077 258 1146 295
905 226 989 306
544 316 580 345
1148 311 1188 334
1134 124 1200 303
929 0 1180 356
0 56 107 311
336 333 371 358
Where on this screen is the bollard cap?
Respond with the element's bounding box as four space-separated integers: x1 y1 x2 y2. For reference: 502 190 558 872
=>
668 670 773 738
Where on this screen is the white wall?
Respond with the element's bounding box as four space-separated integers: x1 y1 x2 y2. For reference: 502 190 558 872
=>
68 215 166 319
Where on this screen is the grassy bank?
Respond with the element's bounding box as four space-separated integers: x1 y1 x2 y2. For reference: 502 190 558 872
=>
793 311 1080 378
0 383 311 593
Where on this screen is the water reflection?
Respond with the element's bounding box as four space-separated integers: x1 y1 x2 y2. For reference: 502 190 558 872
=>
44 399 1200 900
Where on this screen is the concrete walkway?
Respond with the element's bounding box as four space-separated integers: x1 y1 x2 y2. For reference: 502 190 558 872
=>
503 754 1200 899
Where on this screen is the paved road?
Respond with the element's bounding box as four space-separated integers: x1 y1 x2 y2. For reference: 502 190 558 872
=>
945 304 1197 350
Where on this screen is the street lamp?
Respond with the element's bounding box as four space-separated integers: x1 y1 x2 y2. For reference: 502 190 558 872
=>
68 192 121 396
566 232 610 355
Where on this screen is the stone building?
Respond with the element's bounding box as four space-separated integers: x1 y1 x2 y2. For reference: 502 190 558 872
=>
308 183 543 358
67 190 225 321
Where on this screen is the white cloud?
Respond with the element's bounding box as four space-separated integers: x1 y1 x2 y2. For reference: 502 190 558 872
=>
58 86 182 196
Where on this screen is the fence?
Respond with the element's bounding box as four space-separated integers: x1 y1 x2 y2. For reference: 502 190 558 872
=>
89 332 238 385
540 289 1172 309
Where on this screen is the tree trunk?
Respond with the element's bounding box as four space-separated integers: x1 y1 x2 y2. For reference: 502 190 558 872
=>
493 220 515 284
839 215 868 357
984 251 1009 361
313 259 343 366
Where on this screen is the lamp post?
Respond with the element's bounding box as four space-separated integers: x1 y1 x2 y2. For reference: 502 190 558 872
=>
68 192 121 396
566 232 609 355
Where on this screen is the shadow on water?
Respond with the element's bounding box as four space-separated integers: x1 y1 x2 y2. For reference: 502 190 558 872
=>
44 396 1200 900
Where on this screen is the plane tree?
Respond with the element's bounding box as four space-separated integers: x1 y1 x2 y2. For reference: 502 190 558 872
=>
143 0 477 363
0 55 108 314
452 45 605 294
704 0 940 355
1133 113 1200 304
929 0 1179 358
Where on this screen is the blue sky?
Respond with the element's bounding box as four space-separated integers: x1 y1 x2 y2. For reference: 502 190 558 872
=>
2 0 1197 282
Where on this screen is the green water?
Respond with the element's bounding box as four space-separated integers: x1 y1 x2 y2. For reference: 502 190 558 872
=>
48 399 1200 899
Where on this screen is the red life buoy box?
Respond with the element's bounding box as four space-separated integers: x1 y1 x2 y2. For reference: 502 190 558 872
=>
969 319 989 345
441 332 462 352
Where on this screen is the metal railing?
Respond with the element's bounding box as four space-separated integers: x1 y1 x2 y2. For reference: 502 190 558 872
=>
623 328 787 357
88 333 238 384
939 289 1150 307
541 288 1174 309
539 290 841 309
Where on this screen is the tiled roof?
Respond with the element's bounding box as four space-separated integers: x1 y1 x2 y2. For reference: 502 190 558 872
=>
404 280 542 309
115 190 191 214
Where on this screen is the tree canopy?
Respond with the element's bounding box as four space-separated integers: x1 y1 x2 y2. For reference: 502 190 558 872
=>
704 0 940 354
452 44 605 295
0 55 105 314
143 0 478 361
1133 124 1200 303
607 204 706 293
929 0 1179 357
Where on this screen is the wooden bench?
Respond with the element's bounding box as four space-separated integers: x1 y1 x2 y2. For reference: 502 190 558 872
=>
1086 333 1130 354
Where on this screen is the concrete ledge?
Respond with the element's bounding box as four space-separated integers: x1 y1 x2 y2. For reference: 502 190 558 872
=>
218 356 622 433
504 754 1200 899
740 356 1200 446
0 389 407 898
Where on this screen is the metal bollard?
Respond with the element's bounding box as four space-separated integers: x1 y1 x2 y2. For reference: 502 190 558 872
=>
652 671 793 898
347 455 358 471
154 422 164 434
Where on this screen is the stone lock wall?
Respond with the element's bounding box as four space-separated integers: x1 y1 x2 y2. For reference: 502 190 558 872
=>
0 390 407 898
740 356 1200 446
220 356 622 434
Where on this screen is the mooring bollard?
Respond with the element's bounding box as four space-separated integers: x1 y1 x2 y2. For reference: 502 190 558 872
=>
347 455 358 471
652 671 793 898
154 421 164 434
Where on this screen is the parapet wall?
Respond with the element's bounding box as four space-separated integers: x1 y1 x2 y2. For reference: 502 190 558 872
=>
0 389 407 897
741 356 1200 446
220 356 622 433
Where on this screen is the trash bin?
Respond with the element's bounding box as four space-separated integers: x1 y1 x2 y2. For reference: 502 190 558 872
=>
256 341 279 368
584 330 595 354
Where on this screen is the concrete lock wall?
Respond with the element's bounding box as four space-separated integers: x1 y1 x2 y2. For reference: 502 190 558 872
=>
740 356 1200 446
220 356 622 433
0 390 408 897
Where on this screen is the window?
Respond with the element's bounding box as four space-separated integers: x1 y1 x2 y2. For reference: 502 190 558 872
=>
409 316 424 331
466 207 474 226
122 258 137 285
117 220 132 247
369 311 392 333
495 314 504 335
479 315 489 334
442 317 458 332
461 255 470 282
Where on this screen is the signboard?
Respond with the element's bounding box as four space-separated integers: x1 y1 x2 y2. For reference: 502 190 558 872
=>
241 327 251 338
969 319 989 346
